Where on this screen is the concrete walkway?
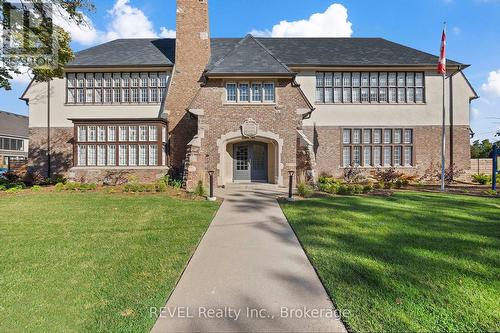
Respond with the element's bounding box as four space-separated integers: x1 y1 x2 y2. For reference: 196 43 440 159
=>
151 184 347 333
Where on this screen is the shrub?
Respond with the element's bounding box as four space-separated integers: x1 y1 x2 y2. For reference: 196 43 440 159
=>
0 184 6 191
193 180 206 197
31 185 42 192
54 183 65 191
80 183 97 192
342 167 366 184
5 185 23 193
352 184 364 194
50 174 67 185
297 182 313 197
155 180 168 192
363 183 374 193
337 184 355 195
64 182 81 191
169 179 183 189
472 173 491 185
484 189 498 196
372 168 404 185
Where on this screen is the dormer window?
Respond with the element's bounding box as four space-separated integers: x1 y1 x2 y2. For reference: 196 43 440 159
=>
226 82 275 103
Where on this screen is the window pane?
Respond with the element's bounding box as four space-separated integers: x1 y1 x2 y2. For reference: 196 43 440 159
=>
325 88 333 103
239 83 249 102
129 145 137 166
316 87 324 103
333 88 342 103
119 126 127 141
139 145 147 166
122 89 130 103
88 126 96 142
129 126 137 141
394 129 402 144
370 88 378 102
252 83 262 102
384 129 392 144
361 73 369 87
316 72 324 87
416 88 424 103
361 88 369 102
67 74 75 88
389 88 397 103
108 126 116 141
86 73 93 88
85 89 93 103
352 73 361 87
406 72 415 86
113 73 121 87
104 89 112 103
149 144 158 166
104 73 112 87
227 83 237 102
373 146 382 166
415 73 424 87
404 146 413 166
131 74 139 87
149 88 157 103
140 88 148 103
98 126 106 141
397 73 406 87
379 88 388 103
383 146 392 166
77 126 87 142
353 146 361 166
77 145 86 166
374 129 382 144
107 145 116 166
370 72 378 87
97 145 106 166
132 88 139 103
77 74 84 88
333 73 342 87
149 126 157 141
363 129 372 144
343 147 351 167
95 89 102 103
263 83 275 102
87 145 96 166
363 147 371 166
397 88 406 103
343 129 351 144
122 74 130 88
149 74 158 87
119 145 127 166
139 126 148 141
404 129 413 144
324 73 333 87
388 73 397 87
343 73 351 87
394 146 402 166
159 74 167 87
67 89 75 103
95 73 102 88
353 129 361 144
77 89 84 103
343 88 351 103
352 88 360 103
379 73 388 87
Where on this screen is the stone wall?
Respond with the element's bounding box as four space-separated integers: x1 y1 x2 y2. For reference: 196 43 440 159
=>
29 127 73 178
303 125 471 179
68 167 169 185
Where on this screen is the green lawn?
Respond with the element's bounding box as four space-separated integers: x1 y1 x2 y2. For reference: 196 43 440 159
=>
281 192 500 333
0 192 219 333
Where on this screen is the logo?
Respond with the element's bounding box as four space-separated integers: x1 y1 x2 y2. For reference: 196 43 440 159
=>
1 1 57 68
241 118 258 138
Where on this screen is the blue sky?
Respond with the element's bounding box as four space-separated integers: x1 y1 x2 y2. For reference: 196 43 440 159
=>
2 0 500 141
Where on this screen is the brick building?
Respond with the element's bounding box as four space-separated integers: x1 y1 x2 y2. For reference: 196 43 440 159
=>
22 0 478 188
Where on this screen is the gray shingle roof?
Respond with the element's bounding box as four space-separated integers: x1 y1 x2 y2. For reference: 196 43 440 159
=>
66 37 465 69
207 35 293 76
66 39 175 68
0 111 29 138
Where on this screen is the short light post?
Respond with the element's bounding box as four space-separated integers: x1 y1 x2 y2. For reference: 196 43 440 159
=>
288 170 295 202
207 171 216 201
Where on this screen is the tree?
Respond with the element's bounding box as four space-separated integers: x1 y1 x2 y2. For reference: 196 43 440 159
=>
0 0 94 90
471 139 496 158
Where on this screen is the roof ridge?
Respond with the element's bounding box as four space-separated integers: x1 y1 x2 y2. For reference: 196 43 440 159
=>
0 110 28 118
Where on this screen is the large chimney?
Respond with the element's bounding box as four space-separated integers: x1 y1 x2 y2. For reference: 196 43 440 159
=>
167 0 211 172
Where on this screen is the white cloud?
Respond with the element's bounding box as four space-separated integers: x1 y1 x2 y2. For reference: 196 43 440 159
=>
482 70 500 97
53 0 175 46
250 3 352 38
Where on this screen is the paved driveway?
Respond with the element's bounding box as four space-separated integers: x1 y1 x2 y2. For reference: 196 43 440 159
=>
151 184 347 332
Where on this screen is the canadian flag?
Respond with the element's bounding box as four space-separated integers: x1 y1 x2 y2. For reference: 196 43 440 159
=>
438 26 447 74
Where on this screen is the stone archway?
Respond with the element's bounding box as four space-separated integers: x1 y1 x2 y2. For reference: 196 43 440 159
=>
216 130 284 187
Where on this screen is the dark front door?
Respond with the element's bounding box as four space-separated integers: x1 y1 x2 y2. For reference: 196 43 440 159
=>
233 142 268 182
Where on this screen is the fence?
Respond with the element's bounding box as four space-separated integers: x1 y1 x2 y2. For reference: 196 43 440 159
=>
469 158 493 175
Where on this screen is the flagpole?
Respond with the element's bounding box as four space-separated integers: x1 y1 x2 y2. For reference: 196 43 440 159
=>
440 22 447 192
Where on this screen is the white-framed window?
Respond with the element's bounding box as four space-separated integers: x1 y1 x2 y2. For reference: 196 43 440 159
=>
139 145 148 166
119 126 127 141
88 126 97 142
77 145 86 166
263 83 275 102
139 126 148 141
98 126 106 141
85 89 93 103
77 126 87 142
226 83 237 102
404 147 413 166
149 144 158 166
129 145 137 166
384 129 392 144
383 146 392 166
374 129 382 144
104 89 112 103
252 83 262 102
97 145 106 166
87 145 96 166
239 83 249 102
122 89 130 103
353 129 361 144
108 126 116 142
149 126 157 141
119 144 127 166
107 145 116 166
316 71 425 104
128 126 137 141
67 89 76 103
343 129 351 144
95 89 102 103
363 129 372 144
394 129 402 144
343 147 351 167
373 147 382 166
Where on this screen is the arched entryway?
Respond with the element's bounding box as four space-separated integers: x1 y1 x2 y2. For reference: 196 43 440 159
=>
217 130 284 187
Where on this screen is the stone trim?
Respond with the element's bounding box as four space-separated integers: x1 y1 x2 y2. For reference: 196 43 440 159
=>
216 129 284 186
